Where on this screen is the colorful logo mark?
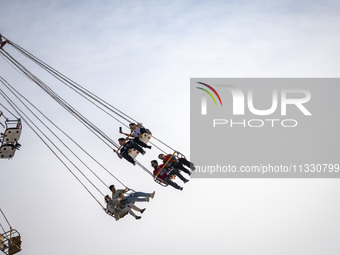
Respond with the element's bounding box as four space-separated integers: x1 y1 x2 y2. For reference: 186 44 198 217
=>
196 82 223 106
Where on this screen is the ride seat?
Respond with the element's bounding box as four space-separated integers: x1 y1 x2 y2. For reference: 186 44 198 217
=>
8 235 21 255
138 133 151 144
127 148 139 159
0 145 16 159
2 128 21 144
105 208 128 220
154 175 175 187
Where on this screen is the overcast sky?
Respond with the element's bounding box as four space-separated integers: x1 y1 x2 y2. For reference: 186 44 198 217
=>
1 1 340 255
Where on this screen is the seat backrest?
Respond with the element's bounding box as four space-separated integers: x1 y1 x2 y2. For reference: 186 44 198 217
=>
127 148 139 159
0 145 16 159
3 128 21 144
138 133 152 143
8 235 21 255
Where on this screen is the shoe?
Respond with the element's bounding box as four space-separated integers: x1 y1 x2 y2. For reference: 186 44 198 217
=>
135 216 142 220
150 191 155 199
141 151 146 155
183 179 189 183
140 208 146 214
190 164 196 171
133 161 137 166
179 187 183 191
145 197 150 202
147 145 152 149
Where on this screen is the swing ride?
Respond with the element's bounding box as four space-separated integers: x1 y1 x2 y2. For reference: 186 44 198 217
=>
0 209 21 255
0 108 22 159
0 33 195 233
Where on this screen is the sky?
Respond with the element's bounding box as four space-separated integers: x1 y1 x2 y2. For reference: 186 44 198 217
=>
1 0 340 255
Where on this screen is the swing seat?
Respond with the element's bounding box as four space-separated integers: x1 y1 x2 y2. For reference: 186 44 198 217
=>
127 148 139 159
117 212 128 219
154 177 168 187
2 128 21 144
1 119 22 144
154 175 175 187
0 229 21 255
8 236 21 255
105 208 128 220
138 133 152 144
0 145 16 159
